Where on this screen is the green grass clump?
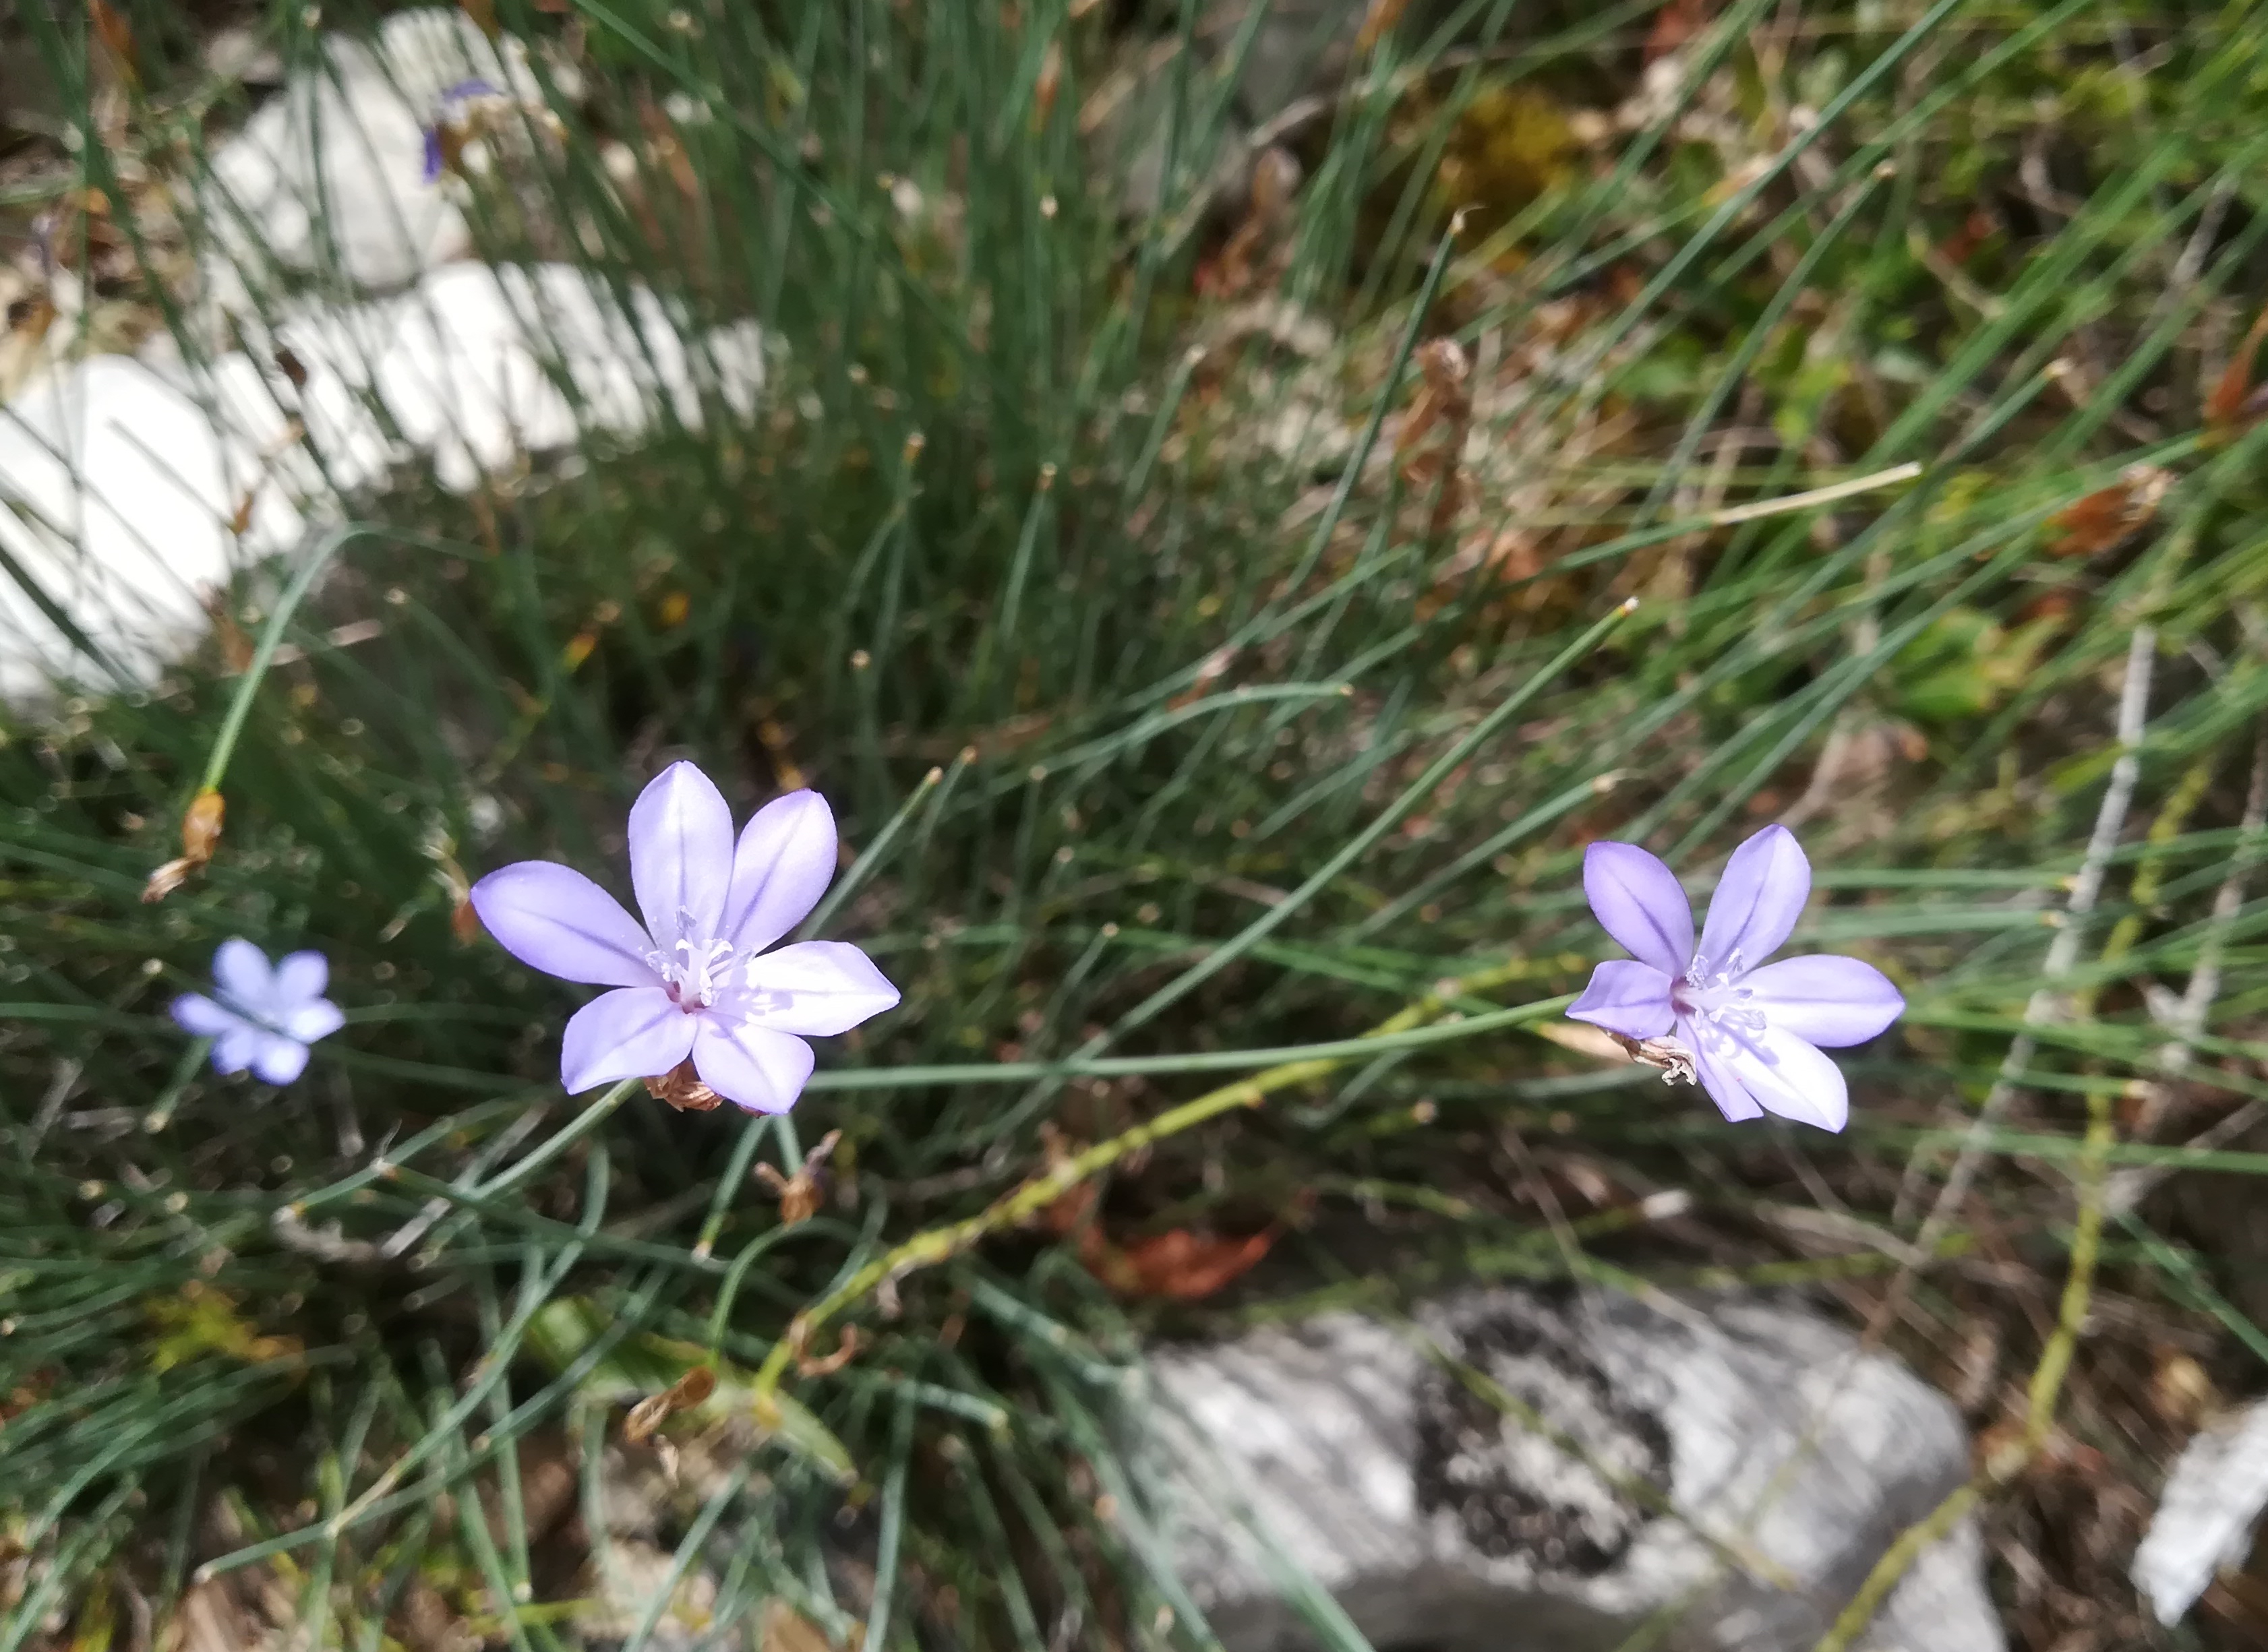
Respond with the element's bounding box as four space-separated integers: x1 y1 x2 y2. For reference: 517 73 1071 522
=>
7 0 2268 1646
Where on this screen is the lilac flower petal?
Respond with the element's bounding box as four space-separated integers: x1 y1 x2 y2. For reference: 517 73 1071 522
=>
272 950 330 1005
560 987 695 1093
720 791 837 955
252 1035 311 1086
171 993 243 1039
740 942 901 1037
211 1024 264 1076
421 127 444 183
1690 1041 1766 1123
1582 841 1695 977
1732 1028 1849 1132
627 762 736 949
471 861 659 987
1743 954 1904 1048
212 938 273 1012
692 1020 815 1115
1697 824 1810 972
1566 960 1675 1041
281 1000 346 1045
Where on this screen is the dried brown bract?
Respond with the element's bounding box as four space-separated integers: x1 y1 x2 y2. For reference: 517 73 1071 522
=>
1395 338 1473 540
1607 1030 1700 1087
645 1058 723 1112
624 1364 717 1444
754 1129 843 1225
144 788 225 903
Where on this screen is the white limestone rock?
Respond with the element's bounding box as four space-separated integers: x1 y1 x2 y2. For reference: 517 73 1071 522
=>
0 353 308 706
0 264 763 705
1145 1286 2005 1652
2134 1397 2268 1626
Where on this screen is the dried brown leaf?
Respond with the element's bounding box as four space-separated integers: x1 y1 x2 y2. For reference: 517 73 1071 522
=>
1644 0 1718 61
2207 306 2268 431
2044 463 2174 557
1096 1227 1278 1301
1354 0 1412 55
624 1365 718 1444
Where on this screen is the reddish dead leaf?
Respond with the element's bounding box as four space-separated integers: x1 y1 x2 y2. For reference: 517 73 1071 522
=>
1033 40 1063 131
88 0 139 87
624 1364 717 1444
1201 146 1301 300
1644 0 1717 63
450 892 483 944
1038 1176 1099 1238
458 0 500 37
0 1366 57 1429
1354 0 1412 54
1938 206 1996 266
2043 462 2174 557
636 94 703 204
1106 1227 1279 1301
2207 305 2268 431
2012 589 2077 628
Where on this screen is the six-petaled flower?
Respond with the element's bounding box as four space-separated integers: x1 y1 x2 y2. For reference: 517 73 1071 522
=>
171 938 345 1086
1567 824 1904 1132
469 762 900 1115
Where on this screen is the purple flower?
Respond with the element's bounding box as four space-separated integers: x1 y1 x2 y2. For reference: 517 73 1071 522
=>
470 763 899 1115
421 78 502 183
1566 824 1903 1132
171 939 345 1085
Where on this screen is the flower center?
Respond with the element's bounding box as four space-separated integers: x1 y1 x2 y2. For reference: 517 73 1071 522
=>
1669 950 1770 1058
649 909 737 1011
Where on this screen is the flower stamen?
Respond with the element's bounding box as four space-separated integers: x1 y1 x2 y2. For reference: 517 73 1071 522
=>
649 908 736 1010
1672 950 1771 1059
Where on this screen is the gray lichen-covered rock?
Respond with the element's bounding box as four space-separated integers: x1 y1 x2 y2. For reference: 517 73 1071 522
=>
1145 1286 2005 1652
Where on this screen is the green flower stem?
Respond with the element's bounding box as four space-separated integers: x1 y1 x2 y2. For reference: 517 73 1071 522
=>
470 1080 639 1202
804 996 1573 1091
752 960 1563 1397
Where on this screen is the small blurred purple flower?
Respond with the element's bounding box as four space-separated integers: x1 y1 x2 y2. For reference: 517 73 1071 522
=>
1566 824 1903 1133
421 78 502 184
470 763 899 1115
172 939 345 1086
